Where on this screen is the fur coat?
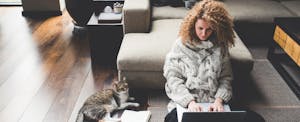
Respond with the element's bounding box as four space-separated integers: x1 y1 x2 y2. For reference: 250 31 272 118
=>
163 38 233 112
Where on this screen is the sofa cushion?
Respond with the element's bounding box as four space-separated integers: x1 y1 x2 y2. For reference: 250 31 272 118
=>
123 0 151 33
118 19 181 71
230 31 254 73
280 0 300 16
152 6 188 20
118 19 253 73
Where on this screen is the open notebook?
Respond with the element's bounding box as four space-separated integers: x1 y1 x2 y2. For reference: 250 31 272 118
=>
121 110 151 122
176 103 231 122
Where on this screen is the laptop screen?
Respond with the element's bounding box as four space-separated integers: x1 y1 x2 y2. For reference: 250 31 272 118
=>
181 111 247 122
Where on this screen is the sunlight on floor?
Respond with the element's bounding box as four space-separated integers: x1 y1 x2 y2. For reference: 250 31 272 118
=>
0 0 20 3
0 7 48 122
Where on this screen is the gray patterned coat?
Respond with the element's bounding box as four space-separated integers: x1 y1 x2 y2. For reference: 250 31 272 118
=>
163 38 233 112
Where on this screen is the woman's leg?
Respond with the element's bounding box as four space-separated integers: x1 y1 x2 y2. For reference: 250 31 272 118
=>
164 108 178 122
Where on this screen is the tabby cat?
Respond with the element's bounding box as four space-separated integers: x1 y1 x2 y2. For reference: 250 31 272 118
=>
76 78 139 122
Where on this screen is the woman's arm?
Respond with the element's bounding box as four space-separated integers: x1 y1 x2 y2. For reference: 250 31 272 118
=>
214 49 233 103
164 55 195 108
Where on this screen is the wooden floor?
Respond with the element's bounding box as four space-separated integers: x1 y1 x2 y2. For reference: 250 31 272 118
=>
0 7 121 122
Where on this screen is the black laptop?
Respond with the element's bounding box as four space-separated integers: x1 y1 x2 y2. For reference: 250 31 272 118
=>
181 111 247 122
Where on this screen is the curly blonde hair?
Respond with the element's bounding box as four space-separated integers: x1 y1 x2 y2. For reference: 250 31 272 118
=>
179 0 235 47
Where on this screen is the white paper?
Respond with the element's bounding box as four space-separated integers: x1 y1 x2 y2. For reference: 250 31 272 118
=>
121 110 151 122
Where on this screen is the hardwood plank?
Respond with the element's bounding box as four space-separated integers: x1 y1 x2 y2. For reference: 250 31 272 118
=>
33 11 74 70
0 53 43 111
18 45 77 122
42 36 92 122
0 7 35 56
0 27 34 86
0 7 40 86
68 70 95 122
0 56 47 121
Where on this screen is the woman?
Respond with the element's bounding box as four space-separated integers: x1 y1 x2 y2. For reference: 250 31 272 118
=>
163 0 235 121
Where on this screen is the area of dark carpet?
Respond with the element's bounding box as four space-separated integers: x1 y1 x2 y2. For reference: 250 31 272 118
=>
145 59 300 122
136 45 300 122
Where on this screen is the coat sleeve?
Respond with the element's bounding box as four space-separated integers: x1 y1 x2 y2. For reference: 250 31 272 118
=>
215 48 233 103
164 53 195 108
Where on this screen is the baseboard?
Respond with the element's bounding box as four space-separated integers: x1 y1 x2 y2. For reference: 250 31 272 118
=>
22 11 62 18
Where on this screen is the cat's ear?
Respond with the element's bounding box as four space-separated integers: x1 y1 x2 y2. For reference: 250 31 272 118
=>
112 81 118 89
122 77 127 82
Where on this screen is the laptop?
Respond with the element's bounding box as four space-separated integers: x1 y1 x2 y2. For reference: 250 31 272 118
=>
181 111 247 122
176 103 246 122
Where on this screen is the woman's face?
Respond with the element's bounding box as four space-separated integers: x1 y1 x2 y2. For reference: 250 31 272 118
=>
195 19 213 41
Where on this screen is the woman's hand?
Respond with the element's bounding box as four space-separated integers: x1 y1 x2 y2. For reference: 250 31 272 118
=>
208 98 224 112
188 100 202 112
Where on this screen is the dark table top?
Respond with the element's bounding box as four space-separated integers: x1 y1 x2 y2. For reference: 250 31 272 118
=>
274 17 300 44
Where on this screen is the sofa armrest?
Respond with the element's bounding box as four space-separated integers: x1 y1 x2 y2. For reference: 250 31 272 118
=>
229 31 254 74
123 0 151 34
